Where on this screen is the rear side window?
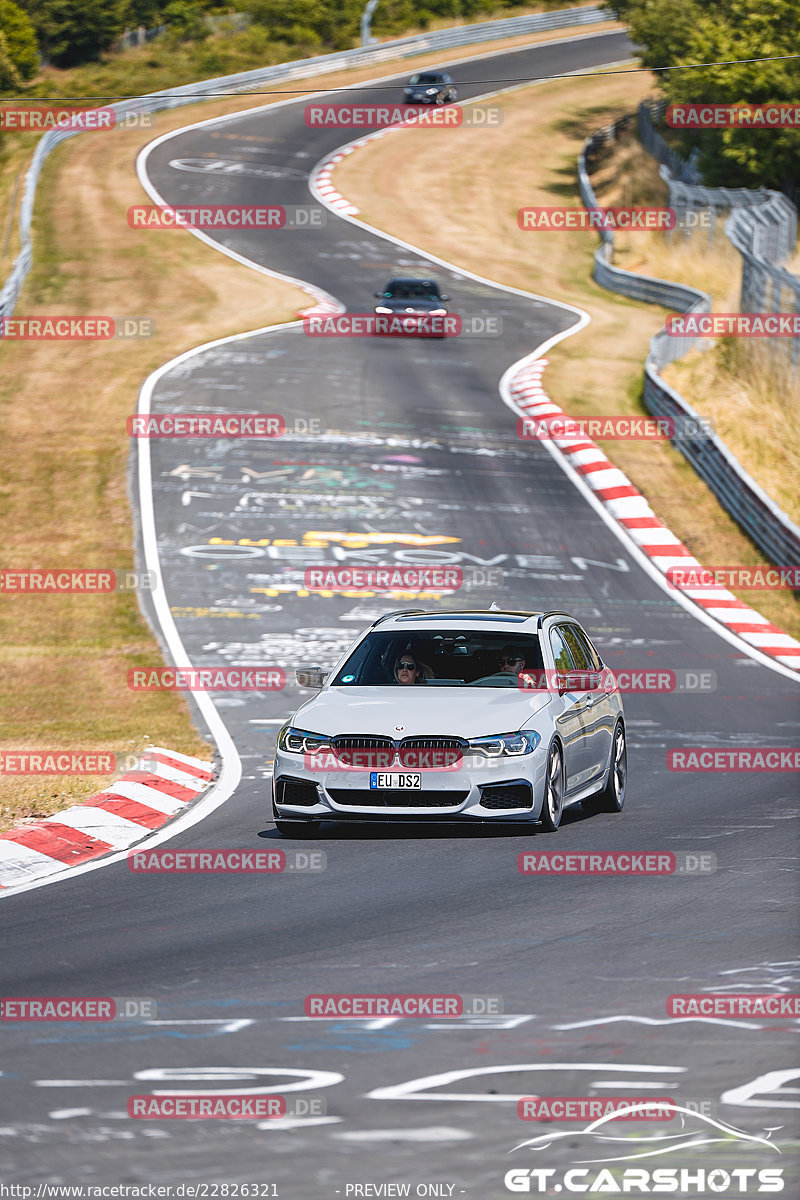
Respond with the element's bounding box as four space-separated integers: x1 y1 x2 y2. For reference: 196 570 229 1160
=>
571 625 603 670
561 625 592 670
549 627 575 672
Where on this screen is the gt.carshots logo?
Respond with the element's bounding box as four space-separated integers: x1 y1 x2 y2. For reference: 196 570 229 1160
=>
503 1168 785 1193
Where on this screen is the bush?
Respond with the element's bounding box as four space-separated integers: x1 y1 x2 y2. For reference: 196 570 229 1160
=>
0 0 39 79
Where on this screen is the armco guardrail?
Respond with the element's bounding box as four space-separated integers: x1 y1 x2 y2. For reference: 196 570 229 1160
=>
578 131 800 567
0 4 607 321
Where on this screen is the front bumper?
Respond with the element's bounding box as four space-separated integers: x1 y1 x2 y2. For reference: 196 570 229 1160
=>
273 753 547 822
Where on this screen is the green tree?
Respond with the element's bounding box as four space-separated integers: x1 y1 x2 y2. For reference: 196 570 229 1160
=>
163 0 208 42
19 0 125 66
0 27 22 87
609 0 800 189
0 0 38 79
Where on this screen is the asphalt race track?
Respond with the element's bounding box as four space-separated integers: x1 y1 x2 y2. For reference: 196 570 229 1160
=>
1 28 799 1197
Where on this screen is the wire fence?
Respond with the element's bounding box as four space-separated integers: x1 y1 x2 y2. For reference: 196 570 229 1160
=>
578 127 800 567
639 99 800 370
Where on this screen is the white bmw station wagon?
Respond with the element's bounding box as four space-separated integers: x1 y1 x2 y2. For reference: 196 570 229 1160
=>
272 610 626 834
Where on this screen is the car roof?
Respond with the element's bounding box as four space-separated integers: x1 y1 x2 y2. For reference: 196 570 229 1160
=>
384 277 440 286
369 609 576 632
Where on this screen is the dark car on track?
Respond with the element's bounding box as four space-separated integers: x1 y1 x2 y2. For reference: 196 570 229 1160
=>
373 277 452 337
403 71 458 105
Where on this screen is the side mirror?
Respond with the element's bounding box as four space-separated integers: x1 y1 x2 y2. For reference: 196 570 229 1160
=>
440 295 450 302
296 667 328 689
374 291 383 298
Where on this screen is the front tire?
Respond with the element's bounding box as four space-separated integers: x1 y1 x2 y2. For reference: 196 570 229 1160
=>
539 741 564 831
583 721 627 814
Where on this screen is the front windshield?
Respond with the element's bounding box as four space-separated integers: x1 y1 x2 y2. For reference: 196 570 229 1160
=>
386 281 440 299
408 74 441 85
330 630 545 688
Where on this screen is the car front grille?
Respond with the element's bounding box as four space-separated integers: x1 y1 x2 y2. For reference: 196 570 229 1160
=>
329 735 465 770
328 789 469 809
479 782 533 810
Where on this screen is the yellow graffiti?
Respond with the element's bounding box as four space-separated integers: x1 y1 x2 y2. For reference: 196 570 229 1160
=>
249 588 453 599
207 531 461 550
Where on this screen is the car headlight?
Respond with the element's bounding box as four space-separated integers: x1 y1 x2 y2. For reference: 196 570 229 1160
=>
468 731 541 758
427 307 447 315
278 726 332 754
374 306 393 313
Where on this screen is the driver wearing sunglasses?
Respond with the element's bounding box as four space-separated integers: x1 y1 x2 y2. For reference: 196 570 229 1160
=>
497 646 526 675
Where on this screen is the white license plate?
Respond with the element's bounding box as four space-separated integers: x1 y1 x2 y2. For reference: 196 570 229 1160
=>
370 772 422 789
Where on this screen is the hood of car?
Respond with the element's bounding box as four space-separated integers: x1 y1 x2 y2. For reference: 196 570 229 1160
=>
291 686 551 740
